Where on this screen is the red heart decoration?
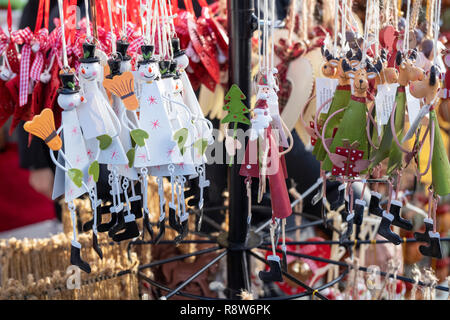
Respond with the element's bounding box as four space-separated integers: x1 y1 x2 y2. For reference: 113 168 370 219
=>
379 25 396 52
188 15 220 84
202 7 228 57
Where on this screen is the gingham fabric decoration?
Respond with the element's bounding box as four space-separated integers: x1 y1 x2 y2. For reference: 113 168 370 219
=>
11 27 34 107
30 28 49 82
0 28 9 56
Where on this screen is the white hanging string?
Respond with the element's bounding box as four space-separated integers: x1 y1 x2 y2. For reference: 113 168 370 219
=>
156 0 163 57
151 0 158 46
403 0 410 53
158 0 168 59
257 0 262 70
333 0 339 56
340 0 347 49
57 0 69 69
362 0 371 63
433 0 442 65
167 0 177 36
374 0 380 55
121 0 128 39
106 0 117 53
161 0 172 59
270 0 275 72
338 3 365 57
84 0 92 40
265 0 269 73
145 0 153 43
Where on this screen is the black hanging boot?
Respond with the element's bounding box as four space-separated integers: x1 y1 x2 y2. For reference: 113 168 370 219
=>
70 241 91 273
340 197 350 221
340 212 354 244
168 204 183 233
354 199 366 226
390 200 413 230
377 211 402 245
259 255 283 282
174 220 189 244
142 213 154 240
97 204 116 232
419 232 443 259
154 217 166 244
113 214 140 242
108 210 126 238
130 197 143 219
92 231 103 259
331 184 346 210
414 218 434 242
368 191 383 217
82 218 94 232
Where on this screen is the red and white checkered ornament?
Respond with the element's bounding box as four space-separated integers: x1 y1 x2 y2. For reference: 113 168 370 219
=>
331 140 364 177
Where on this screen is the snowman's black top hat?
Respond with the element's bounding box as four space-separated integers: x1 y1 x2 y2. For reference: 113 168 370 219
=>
138 44 157 66
106 57 122 79
169 60 178 74
171 37 185 58
79 42 100 63
58 72 80 94
159 60 173 78
116 40 131 61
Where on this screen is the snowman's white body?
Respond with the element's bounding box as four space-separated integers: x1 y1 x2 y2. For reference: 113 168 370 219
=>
52 93 95 202
174 54 214 147
154 75 196 176
134 62 184 171
77 62 128 167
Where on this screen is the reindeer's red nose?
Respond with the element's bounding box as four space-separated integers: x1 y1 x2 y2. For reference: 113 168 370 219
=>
148 67 152 73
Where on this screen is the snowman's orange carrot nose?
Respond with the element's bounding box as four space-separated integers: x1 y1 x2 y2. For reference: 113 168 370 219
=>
81 68 86 74
148 67 152 73
80 96 85 102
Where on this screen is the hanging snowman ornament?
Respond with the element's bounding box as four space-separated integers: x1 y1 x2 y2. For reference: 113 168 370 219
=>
134 48 182 242
172 37 213 231
25 72 96 273
102 54 142 242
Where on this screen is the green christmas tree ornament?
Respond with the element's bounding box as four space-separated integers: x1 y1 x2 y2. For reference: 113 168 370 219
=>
221 84 250 166
221 84 251 126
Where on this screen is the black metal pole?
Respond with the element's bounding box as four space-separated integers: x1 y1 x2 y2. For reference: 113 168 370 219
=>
226 0 257 299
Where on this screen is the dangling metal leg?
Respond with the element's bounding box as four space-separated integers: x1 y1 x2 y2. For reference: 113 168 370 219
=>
168 165 182 233
175 176 189 244
258 219 283 282
112 177 140 242
129 178 143 219
97 170 120 232
139 168 154 240
88 185 103 259
154 175 166 243
196 164 210 232
108 168 125 238
281 219 287 272
68 201 91 273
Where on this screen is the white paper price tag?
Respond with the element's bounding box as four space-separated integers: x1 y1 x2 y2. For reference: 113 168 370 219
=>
406 85 421 124
375 83 399 135
315 77 338 114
